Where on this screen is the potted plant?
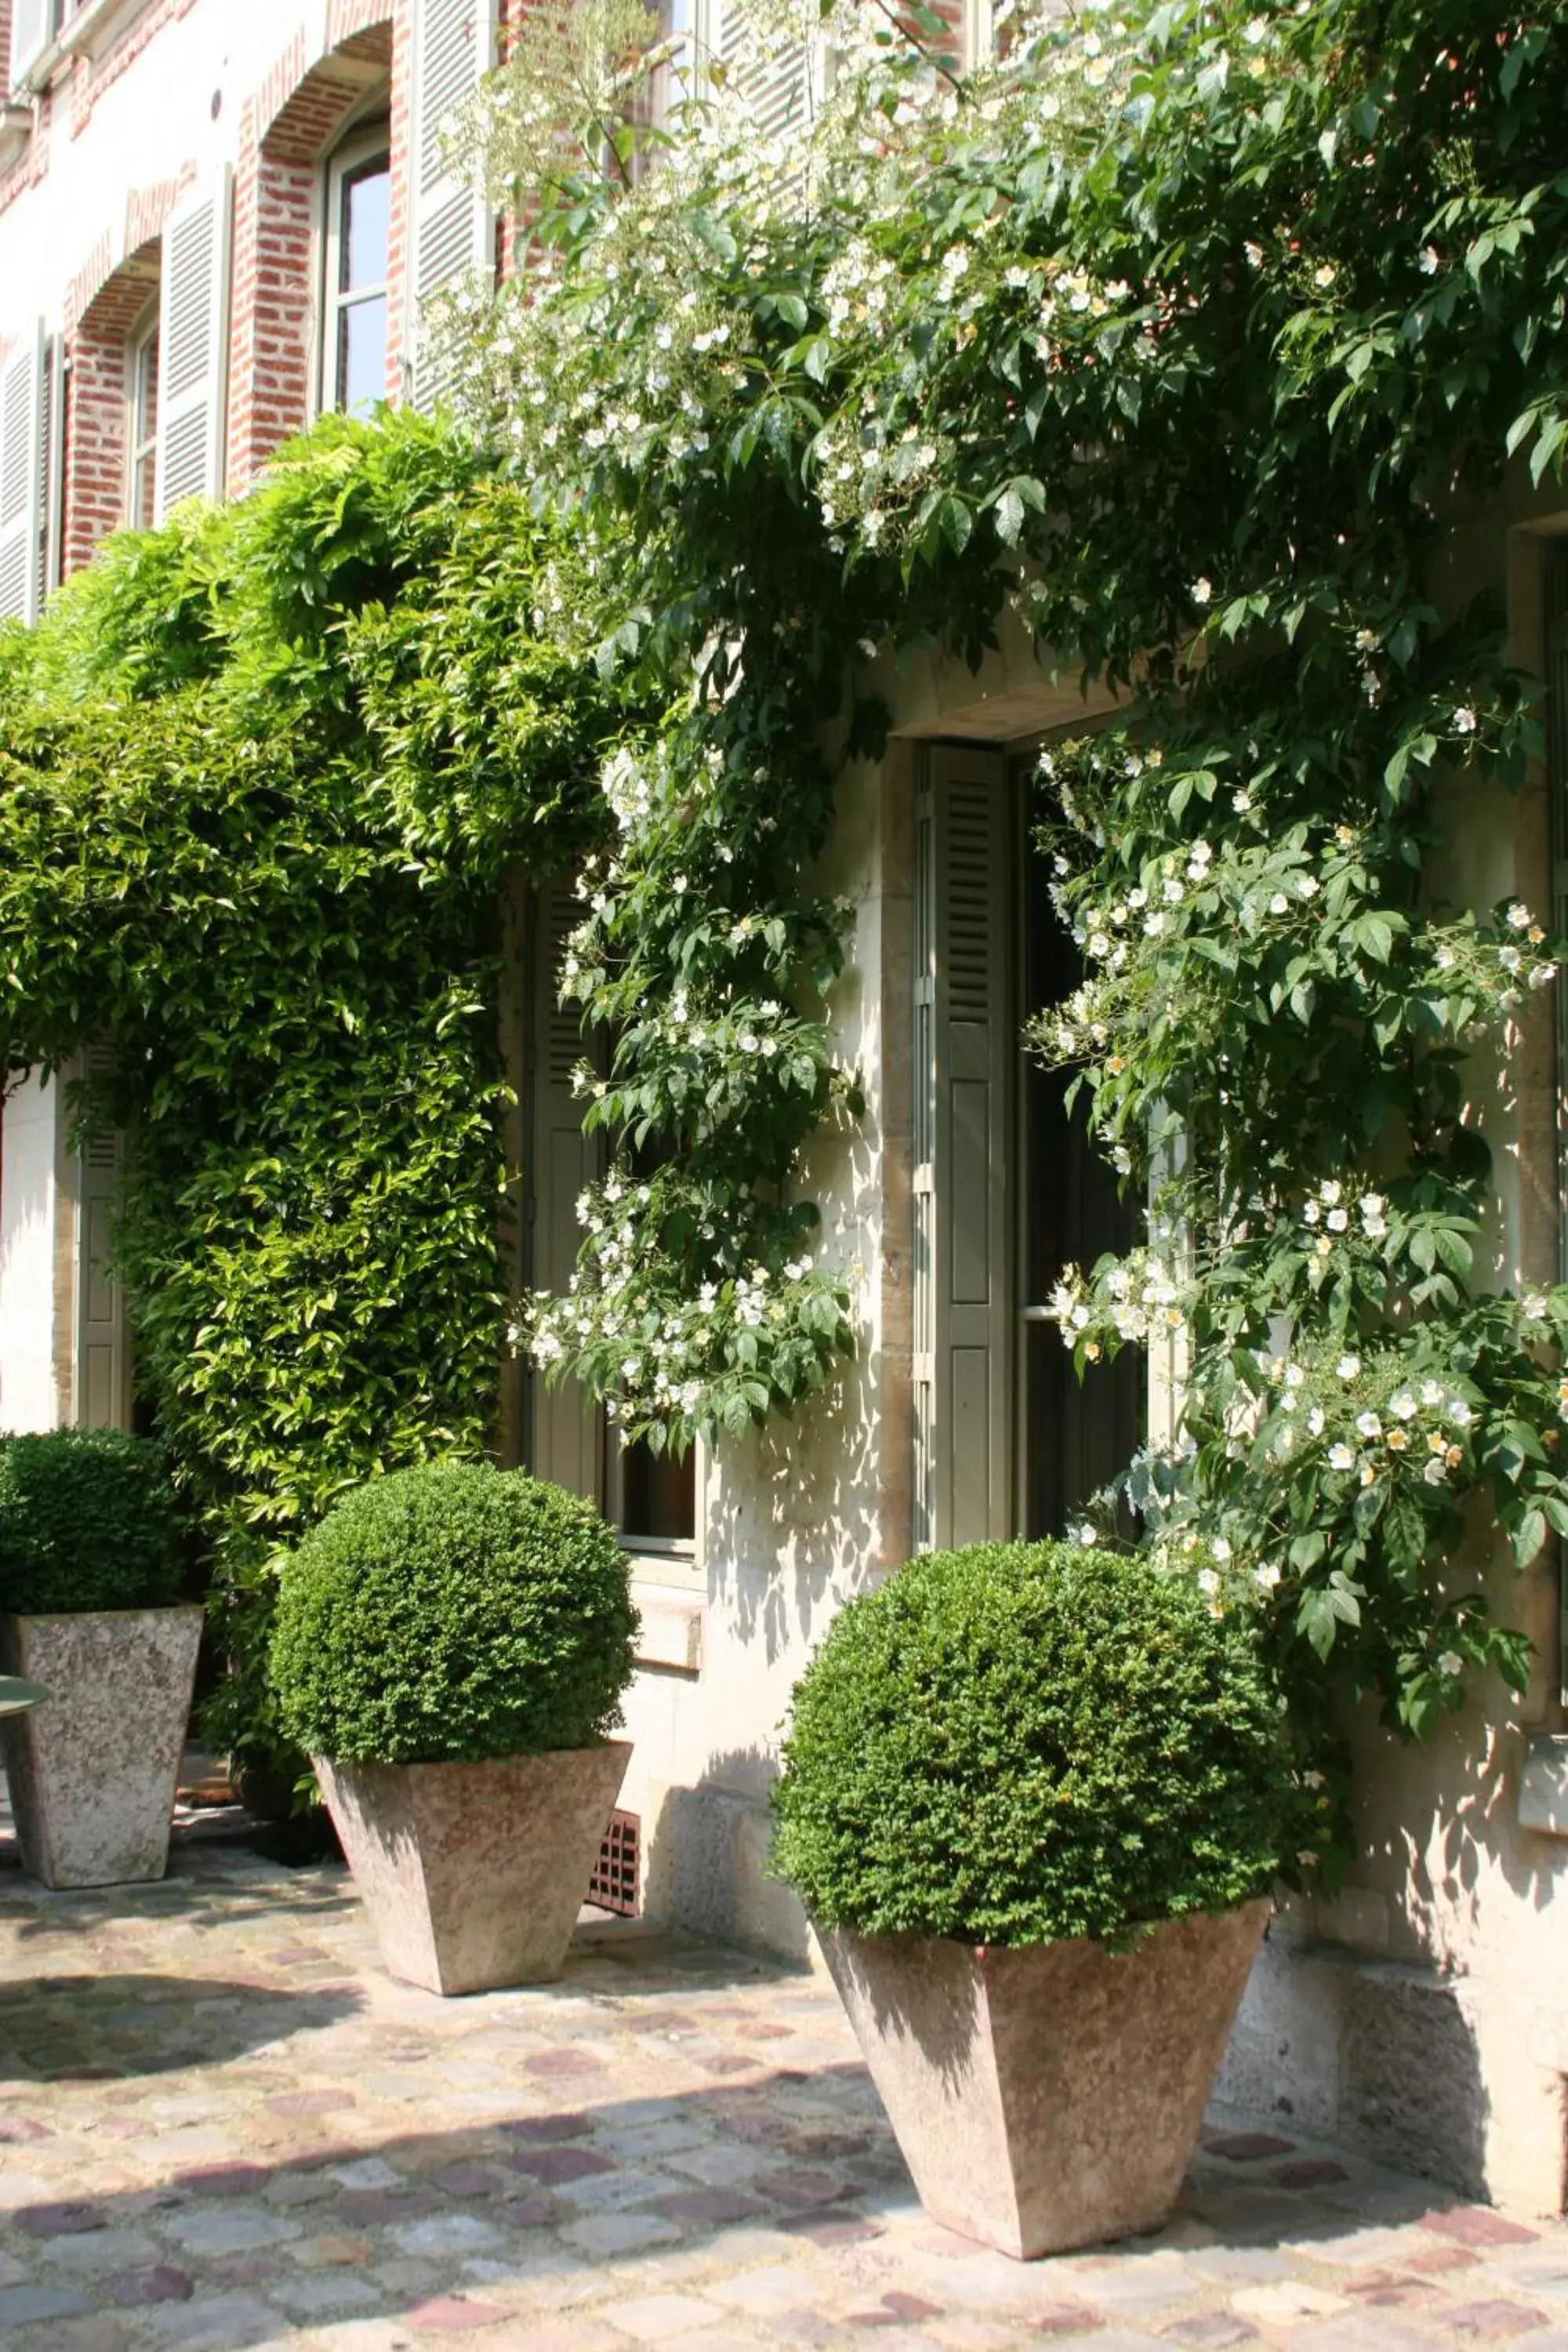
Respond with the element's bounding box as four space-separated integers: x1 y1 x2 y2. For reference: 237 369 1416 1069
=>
771 1541 1296 2259
0 1428 200 1889
270 1461 638 1994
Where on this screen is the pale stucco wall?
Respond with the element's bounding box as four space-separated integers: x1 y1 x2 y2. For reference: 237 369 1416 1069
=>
1218 475 1568 2210
0 5 316 330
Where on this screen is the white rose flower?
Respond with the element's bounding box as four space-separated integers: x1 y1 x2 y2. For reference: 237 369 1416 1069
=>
1328 1442 1356 1471
1438 1650 1464 1677
1197 1568 1221 1596
1254 1562 1282 1589
1356 1411 1383 1439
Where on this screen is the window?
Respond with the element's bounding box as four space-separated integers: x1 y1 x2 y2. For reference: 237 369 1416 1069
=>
322 128 390 417
912 744 1142 1554
125 303 158 531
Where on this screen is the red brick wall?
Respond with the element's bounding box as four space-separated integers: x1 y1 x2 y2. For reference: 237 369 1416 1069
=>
226 21 394 492
226 136 319 492
62 252 160 575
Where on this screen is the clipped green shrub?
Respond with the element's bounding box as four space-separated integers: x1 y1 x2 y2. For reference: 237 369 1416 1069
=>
270 1462 637 1766
0 1428 182 1616
771 1542 1295 1950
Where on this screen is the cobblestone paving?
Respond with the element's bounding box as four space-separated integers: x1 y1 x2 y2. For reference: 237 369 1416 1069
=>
4 1842 1568 2351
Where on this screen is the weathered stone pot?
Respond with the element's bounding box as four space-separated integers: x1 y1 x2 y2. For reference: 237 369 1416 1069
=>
0 1606 203 1889
818 1898 1272 2259
314 1741 633 1995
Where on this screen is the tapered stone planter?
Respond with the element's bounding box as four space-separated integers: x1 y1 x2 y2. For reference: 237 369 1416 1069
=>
0 1606 203 1889
315 1742 633 1994
818 1898 1271 2258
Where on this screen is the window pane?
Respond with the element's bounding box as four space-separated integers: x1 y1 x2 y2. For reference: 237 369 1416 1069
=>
620 1439 695 1543
132 452 156 532
342 161 390 295
337 295 387 416
135 326 159 445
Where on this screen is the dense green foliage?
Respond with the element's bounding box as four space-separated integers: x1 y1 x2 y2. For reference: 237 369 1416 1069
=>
0 1430 181 1617
452 0 1568 1846
270 1463 637 1765
0 409 637 1767
771 1543 1295 1947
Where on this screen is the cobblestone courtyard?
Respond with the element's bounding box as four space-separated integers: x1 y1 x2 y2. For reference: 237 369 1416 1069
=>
5 1839 1568 2352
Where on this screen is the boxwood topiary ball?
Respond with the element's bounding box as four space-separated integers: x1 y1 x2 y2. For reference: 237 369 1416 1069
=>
771 1541 1295 1951
270 1462 637 1767
0 1428 182 1617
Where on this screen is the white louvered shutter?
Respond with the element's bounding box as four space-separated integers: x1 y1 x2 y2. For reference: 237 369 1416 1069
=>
694 0 818 147
912 746 1011 1552
527 876 604 1501
41 331 63 598
9 1 55 93
154 169 233 521
0 321 45 625
74 1051 132 1432
408 0 498 411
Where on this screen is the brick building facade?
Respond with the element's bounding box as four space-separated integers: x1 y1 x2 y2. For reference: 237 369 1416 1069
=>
9 0 1568 2223
0 0 517 619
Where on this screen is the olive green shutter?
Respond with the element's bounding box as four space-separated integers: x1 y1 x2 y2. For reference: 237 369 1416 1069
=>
913 746 1012 1552
526 877 602 1501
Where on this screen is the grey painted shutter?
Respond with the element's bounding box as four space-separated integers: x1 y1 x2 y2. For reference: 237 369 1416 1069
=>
408 0 497 410
75 1052 131 1432
527 877 603 1501
9 1 54 92
154 169 233 519
913 746 1011 1552
0 320 45 624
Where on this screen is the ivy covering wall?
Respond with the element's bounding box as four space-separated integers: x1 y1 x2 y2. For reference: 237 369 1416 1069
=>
0 412 637 1767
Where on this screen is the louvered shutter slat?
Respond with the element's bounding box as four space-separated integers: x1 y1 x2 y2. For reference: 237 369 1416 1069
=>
527 877 603 1500
694 0 819 154
913 748 1011 1552
408 0 497 410
0 321 45 625
154 171 232 521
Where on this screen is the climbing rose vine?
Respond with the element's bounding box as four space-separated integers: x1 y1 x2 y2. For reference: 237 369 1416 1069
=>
445 0 1568 1824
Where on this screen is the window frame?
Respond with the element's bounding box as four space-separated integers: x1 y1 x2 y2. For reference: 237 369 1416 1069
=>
604 1432 702 1585
319 120 392 420
125 297 158 532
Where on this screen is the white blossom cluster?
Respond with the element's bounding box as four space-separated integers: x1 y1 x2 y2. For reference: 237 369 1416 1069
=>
1254 1348 1477 1490
1047 1250 1185 1358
